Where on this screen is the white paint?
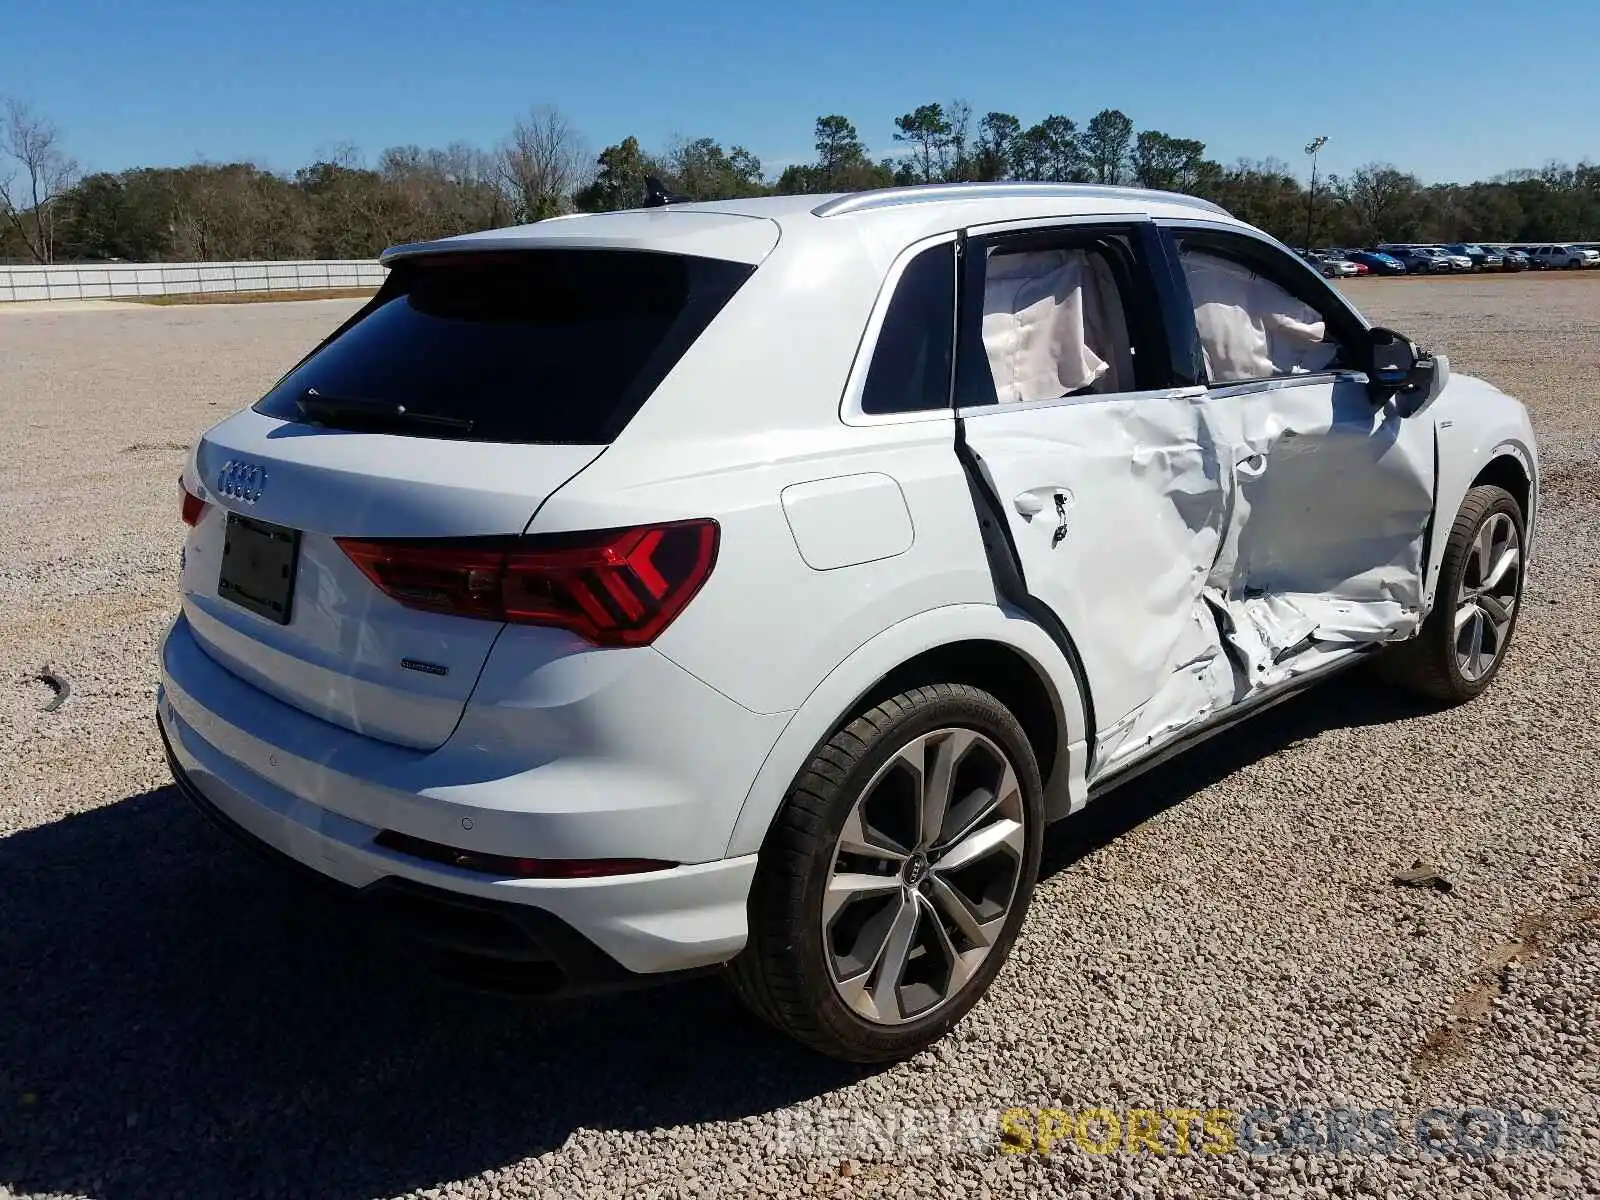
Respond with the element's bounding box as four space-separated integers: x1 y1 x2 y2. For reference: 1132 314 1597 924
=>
386 209 780 267
183 415 602 748
965 372 1438 776
160 185 1541 982
781 473 914 570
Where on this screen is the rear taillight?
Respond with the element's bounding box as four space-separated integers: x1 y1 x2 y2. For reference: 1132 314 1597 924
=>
180 477 207 527
337 519 719 647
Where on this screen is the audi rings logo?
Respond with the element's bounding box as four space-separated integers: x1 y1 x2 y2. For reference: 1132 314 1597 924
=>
217 459 267 504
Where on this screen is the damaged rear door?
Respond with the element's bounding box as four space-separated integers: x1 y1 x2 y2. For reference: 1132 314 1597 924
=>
1160 223 1437 689
953 218 1245 776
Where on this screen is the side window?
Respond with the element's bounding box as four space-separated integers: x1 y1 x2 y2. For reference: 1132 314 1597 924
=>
956 228 1166 407
1172 233 1356 386
860 242 955 415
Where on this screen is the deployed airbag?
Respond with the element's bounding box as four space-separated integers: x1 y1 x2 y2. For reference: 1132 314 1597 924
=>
982 250 1131 402
1180 250 1339 382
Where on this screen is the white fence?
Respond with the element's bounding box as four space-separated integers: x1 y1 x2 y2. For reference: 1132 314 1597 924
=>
0 259 387 302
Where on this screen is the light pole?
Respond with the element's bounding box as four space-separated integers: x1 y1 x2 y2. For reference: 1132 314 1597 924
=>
1304 135 1329 252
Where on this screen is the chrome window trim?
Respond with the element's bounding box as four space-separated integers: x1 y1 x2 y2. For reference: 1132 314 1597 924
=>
1202 371 1369 400
960 211 1148 239
957 385 1208 420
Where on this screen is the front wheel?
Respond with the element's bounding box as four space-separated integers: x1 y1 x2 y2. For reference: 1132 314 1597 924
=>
1379 484 1525 703
730 684 1044 1062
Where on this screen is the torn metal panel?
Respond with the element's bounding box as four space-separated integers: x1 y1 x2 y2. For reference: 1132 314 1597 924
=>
1204 379 1436 690
962 375 1437 778
1094 599 1234 773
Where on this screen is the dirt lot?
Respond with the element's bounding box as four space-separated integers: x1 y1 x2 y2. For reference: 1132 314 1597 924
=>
1 277 1597 1199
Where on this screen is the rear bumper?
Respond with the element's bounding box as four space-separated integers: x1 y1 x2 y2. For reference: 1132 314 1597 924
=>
158 613 765 978
162 720 675 993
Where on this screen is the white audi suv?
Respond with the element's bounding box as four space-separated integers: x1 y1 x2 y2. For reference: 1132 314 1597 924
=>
161 183 1538 1061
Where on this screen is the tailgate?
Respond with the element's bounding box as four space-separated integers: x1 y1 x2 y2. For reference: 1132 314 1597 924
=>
177 245 756 750
183 408 601 749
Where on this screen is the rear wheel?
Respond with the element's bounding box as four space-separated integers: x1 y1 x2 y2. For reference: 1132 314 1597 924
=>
1379 484 1525 703
730 684 1043 1062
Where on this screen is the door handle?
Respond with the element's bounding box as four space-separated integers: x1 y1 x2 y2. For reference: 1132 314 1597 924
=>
1014 490 1073 547
1236 453 1268 479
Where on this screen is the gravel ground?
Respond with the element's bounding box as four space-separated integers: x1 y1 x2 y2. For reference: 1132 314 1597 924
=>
1 277 1596 1200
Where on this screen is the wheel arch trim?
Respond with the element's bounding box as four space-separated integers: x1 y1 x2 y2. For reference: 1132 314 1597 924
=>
1425 416 1539 611
1475 440 1537 537
723 603 1089 858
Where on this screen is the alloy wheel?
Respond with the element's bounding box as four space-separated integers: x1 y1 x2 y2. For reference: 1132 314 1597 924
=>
822 727 1025 1025
1454 511 1521 682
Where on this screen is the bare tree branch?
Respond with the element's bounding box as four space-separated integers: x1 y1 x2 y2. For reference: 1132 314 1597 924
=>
499 106 588 223
1 99 79 263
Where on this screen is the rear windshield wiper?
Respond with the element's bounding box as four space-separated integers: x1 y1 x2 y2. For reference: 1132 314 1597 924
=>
295 388 475 436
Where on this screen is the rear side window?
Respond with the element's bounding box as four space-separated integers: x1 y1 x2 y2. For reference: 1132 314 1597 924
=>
860 242 955 415
255 250 753 443
980 243 1136 401
953 226 1172 407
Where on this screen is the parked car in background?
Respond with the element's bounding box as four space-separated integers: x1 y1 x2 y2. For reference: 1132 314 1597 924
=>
1300 250 1337 277
1528 244 1600 269
1444 244 1503 271
1384 246 1453 273
158 182 1541 1062
1320 249 1370 275
1429 247 1475 272
1346 250 1408 275
1302 250 1358 278
1490 246 1530 271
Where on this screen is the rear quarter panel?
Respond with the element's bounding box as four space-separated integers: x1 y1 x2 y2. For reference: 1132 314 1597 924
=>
525 227 999 717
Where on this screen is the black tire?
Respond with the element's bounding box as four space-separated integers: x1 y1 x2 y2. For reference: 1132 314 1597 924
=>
1378 484 1525 703
729 683 1044 1062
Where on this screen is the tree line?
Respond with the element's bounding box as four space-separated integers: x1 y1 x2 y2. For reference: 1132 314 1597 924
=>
3 96 1597 265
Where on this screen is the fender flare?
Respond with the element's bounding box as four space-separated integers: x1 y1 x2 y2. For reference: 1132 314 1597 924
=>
723 602 1090 857
1484 438 1538 546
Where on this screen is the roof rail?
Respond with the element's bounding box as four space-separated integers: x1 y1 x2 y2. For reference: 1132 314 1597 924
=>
812 182 1231 219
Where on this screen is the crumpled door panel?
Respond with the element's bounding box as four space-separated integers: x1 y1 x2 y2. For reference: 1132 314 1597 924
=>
1205 380 1436 691
965 394 1233 767
964 382 1437 778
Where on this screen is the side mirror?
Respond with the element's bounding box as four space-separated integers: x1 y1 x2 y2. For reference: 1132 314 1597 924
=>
1365 326 1446 414
1366 326 1417 388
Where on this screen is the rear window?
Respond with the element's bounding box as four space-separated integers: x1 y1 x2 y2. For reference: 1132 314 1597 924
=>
255 249 753 443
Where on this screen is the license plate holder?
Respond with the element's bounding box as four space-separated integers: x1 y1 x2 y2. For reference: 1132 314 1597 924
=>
218 513 300 625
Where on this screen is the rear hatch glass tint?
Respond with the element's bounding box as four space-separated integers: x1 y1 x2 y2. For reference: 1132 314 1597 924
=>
255 249 753 444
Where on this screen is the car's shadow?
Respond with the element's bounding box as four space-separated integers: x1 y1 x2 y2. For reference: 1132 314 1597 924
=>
1038 667 1440 879
0 668 1436 1199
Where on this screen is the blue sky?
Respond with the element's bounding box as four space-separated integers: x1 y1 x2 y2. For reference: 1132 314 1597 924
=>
5 0 1596 185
